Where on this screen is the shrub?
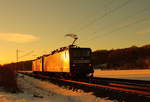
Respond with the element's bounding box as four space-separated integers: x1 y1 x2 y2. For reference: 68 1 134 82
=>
0 66 19 93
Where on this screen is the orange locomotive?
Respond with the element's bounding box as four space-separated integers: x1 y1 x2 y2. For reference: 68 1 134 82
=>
32 45 94 78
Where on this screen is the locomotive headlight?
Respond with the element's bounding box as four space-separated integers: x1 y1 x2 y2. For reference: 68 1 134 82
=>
72 64 76 67
89 64 92 67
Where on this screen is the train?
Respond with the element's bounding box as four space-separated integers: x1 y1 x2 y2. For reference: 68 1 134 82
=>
32 45 94 78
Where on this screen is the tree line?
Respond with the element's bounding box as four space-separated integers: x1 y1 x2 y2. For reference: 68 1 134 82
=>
92 44 150 70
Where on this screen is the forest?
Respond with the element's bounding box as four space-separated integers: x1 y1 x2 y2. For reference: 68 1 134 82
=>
92 44 150 70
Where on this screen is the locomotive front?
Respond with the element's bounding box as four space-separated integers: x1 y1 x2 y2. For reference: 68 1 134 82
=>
69 48 94 77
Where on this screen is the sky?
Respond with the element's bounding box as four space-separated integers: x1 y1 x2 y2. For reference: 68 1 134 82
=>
0 0 150 64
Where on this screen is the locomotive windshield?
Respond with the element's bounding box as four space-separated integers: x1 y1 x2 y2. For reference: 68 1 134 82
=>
71 48 91 57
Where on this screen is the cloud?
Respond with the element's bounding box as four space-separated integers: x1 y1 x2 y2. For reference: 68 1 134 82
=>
0 33 39 43
137 29 150 34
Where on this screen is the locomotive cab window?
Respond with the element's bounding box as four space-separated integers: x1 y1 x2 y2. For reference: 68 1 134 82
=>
71 48 91 57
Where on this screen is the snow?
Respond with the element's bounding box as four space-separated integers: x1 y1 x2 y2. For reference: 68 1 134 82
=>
0 74 113 102
94 69 150 81
2 69 149 102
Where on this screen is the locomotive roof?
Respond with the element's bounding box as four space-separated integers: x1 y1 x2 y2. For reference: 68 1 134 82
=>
50 45 80 54
34 45 91 60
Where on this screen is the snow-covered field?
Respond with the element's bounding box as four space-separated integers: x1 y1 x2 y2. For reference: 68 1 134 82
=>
0 74 113 102
1 69 150 102
94 69 150 81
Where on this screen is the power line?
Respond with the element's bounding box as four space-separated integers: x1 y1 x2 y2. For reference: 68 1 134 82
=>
81 6 150 44
68 0 114 34
82 14 150 45
61 0 131 47
73 0 134 34
58 0 115 47
98 7 150 31
19 50 34 59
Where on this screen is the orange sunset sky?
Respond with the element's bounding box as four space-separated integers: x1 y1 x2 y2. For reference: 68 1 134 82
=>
0 0 150 64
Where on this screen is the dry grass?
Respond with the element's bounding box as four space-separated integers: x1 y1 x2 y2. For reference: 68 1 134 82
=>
0 67 19 93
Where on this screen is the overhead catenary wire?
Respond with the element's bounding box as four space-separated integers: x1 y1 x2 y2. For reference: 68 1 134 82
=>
81 14 150 45
81 5 150 44
59 0 132 48
68 0 114 34
19 50 34 59
73 0 134 34
55 0 115 48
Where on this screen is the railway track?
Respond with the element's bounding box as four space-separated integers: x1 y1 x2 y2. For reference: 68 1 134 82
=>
93 77 150 87
58 78 150 96
18 72 150 102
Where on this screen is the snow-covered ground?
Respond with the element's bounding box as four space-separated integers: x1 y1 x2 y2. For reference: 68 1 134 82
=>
1 69 149 102
94 69 150 81
0 74 113 102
